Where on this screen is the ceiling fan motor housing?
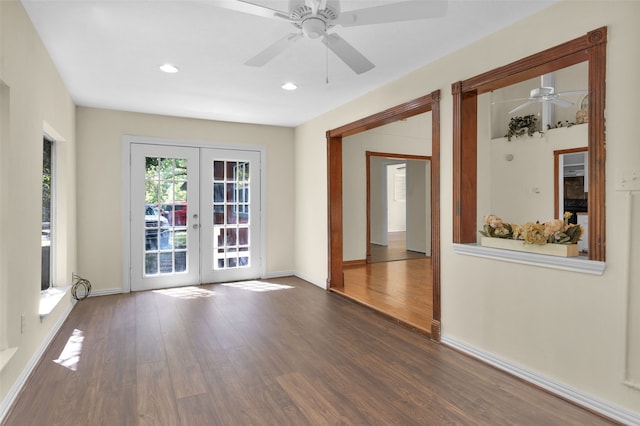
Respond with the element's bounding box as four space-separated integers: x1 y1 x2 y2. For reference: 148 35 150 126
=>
530 86 556 99
291 2 338 38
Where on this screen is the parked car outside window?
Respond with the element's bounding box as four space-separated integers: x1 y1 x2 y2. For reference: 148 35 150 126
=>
162 202 187 226
145 204 170 249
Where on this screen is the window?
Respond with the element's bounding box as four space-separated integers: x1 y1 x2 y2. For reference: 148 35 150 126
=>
41 136 54 290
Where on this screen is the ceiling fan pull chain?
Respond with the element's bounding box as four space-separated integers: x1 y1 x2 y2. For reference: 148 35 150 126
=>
326 39 330 84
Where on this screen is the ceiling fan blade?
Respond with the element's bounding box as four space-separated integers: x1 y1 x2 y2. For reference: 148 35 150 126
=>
508 100 535 114
550 98 574 108
213 0 292 21
555 89 588 97
336 0 447 27
322 33 375 74
245 33 302 67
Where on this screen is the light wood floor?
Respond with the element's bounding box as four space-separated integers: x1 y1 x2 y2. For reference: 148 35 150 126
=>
3 277 615 425
342 257 432 334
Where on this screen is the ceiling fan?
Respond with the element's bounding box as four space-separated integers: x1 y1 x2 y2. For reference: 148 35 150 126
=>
213 0 448 74
507 86 588 114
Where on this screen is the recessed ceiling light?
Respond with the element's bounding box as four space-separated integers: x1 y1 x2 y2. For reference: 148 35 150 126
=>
281 82 298 91
160 64 179 73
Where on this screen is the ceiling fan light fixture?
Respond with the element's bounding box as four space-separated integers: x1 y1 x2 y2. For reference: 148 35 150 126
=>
302 17 326 39
159 63 179 73
281 82 298 91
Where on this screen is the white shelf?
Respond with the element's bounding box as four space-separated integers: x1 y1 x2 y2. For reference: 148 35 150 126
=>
453 243 605 275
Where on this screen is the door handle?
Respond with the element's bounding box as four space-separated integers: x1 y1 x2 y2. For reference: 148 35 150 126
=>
193 223 200 230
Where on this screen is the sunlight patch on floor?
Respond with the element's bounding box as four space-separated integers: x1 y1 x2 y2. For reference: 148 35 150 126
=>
153 286 216 299
53 329 84 372
222 280 294 292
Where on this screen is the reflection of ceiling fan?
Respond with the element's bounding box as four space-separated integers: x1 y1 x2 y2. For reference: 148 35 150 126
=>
507 86 588 114
214 0 447 74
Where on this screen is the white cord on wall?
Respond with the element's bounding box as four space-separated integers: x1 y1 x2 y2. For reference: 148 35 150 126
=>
623 190 640 391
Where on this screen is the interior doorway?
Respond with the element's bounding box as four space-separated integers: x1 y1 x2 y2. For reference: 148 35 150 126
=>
327 92 441 339
368 153 430 264
555 147 589 255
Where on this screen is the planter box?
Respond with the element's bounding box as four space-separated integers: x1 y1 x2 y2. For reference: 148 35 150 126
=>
480 237 579 257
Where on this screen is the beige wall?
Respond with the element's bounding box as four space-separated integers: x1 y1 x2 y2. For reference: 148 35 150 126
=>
485 122 588 224
369 156 385 245
0 0 77 408
295 0 640 416
76 107 295 293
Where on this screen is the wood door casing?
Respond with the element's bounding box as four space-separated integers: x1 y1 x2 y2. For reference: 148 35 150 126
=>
327 91 442 340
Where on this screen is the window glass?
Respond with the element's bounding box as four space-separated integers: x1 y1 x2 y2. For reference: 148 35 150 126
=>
41 137 54 290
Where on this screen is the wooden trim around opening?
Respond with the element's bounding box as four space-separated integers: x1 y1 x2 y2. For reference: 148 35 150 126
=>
452 27 606 261
343 259 367 268
327 91 442 340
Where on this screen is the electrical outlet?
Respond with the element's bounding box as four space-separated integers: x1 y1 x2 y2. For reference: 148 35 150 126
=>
20 313 26 334
617 169 640 191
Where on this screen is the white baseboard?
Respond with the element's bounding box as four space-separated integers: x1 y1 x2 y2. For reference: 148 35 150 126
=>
262 271 326 289
0 300 74 424
441 336 640 426
261 270 295 280
293 272 327 289
88 288 123 297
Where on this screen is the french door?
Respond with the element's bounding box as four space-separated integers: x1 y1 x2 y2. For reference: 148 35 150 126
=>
130 143 261 291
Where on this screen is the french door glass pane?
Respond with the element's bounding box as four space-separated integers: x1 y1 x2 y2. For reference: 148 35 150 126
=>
144 156 189 276
211 160 251 270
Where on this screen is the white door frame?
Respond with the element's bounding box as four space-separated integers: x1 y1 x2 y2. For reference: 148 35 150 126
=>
122 135 267 293
130 144 200 291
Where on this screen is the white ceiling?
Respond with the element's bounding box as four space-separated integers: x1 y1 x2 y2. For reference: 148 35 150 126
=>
21 0 556 127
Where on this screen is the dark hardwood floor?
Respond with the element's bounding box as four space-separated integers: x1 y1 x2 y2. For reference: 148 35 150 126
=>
3 277 615 425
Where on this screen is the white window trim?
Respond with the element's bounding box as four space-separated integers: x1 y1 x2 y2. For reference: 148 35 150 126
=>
39 286 72 318
41 134 56 291
39 123 70 319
